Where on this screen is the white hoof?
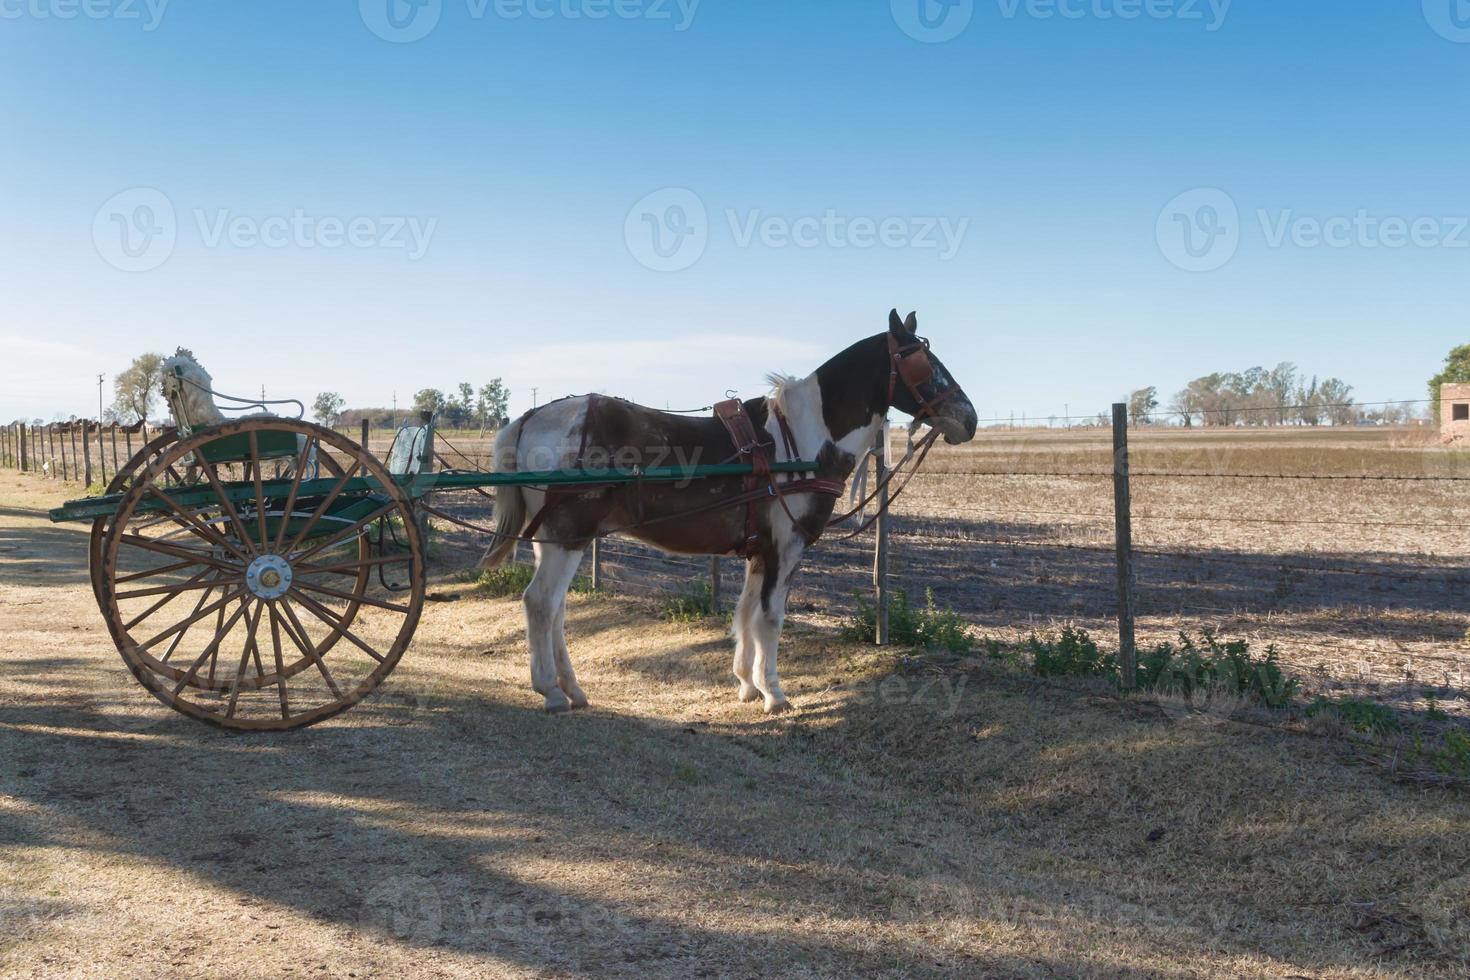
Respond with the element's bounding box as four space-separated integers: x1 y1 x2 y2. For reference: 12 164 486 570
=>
561 681 589 709
737 681 762 703
764 698 792 715
541 690 572 714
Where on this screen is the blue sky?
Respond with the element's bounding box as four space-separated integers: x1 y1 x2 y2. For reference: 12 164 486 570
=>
3 1 1468 423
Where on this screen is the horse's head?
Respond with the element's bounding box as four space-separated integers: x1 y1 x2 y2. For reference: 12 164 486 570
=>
161 348 226 430
884 310 977 445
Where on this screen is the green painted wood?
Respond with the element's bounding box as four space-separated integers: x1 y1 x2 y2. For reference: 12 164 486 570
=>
47 459 824 523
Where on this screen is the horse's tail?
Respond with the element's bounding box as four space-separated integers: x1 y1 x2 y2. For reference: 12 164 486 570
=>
479 414 528 569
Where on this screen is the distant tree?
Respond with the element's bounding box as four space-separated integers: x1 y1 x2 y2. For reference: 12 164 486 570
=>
477 379 510 432
312 392 346 428
1428 344 1470 420
112 352 166 424
412 388 446 418
1127 386 1158 426
1317 378 1355 425
1297 376 1322 426
1265 362 1298 425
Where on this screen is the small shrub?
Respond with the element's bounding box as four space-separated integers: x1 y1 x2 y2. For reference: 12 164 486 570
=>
475 563 591 598
659 580 715 623
1138 629 1298 708
1028 627 1116 678
840 589 973 653
1307 696 1400 735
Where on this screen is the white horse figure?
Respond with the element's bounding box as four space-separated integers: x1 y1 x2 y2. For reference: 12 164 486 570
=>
160 348 229 433
481 312 978 714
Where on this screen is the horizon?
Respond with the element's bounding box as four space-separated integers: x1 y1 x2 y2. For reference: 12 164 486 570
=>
4 2 1467 422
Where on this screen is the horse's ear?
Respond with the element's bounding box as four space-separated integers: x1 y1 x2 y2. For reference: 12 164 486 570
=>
903 311 918 333
888 309 906 337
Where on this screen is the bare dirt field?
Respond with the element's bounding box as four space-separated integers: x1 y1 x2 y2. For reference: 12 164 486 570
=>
3 463 1470 978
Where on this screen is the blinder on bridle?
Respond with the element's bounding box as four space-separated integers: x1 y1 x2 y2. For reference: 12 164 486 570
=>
887 332 955 421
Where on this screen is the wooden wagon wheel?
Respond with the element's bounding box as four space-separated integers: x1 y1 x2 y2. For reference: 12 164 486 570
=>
88 428 366 649
98 418 424 731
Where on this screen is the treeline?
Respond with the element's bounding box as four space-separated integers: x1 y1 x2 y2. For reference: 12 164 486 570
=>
1127 363 1417 427
316 380 512 431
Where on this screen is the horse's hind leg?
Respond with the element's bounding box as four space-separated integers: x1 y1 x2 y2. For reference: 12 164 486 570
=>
524 542 587 713
551 575 589 709
732 563 762 703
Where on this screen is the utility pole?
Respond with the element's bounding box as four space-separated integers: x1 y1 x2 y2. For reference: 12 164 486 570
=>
97 374 105 420
531 387 539 409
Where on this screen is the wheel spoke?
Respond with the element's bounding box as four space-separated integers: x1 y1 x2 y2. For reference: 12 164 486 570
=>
198 458 258 559
225 601 265 718
276 598 343 698
294 552 410 578
115 558 201 585
116 533 237 574
135 588 245 652
291 502 394 566
160 583 219 664
290 590 387 663
249 433 270 553
120 568 227 630
172 599 251 696
142 486 250 564
267 603 290 719
116 572 240 603
271 436 317 554
292 580 411 614
281 460 363 558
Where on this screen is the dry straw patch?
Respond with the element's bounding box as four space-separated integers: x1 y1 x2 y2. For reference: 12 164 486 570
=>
1 473 1469 977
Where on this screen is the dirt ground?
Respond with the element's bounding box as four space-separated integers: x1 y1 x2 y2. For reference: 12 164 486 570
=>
3 471 1470 979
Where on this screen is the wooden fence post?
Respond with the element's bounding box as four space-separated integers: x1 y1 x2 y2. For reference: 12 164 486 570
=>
82 421 92 487
1112 403 1137 690
110 425 119 478
360 419 370 458
590 538 602 591
873 418 890 646
69 425 79 482
49 427 58 478
709 556 722 614
2 423 10 468
124 425 133 465
18 423 28 472
34 425 43 474
96 424 107 485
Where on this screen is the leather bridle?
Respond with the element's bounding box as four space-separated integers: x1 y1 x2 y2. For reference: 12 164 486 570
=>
887 332 956 421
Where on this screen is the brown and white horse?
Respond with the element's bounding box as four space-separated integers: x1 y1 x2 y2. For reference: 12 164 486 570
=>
482 310 978 713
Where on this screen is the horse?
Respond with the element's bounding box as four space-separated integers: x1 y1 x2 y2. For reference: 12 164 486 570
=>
481 310 979 714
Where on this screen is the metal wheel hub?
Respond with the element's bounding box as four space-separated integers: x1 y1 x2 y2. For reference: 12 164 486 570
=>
245 553 293 600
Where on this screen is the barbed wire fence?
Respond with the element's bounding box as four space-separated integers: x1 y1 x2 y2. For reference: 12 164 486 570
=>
6 403 1467 701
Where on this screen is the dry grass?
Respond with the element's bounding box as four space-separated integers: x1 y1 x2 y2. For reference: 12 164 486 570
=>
3 472 1470 977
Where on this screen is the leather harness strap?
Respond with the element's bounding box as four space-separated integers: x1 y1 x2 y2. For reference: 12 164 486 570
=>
888 332 956 422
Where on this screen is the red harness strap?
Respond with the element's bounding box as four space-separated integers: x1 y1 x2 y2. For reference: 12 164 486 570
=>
714 399 845 557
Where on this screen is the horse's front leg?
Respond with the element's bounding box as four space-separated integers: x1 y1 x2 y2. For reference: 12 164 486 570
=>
749 544 804 715
732 563 763 704
523 543 587 713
